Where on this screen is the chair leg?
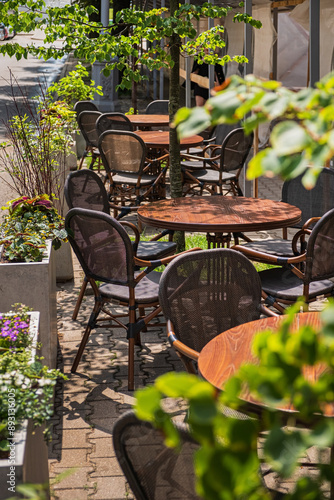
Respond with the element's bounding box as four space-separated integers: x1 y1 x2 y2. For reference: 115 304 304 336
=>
128 337 135 391
72 276 88 321
78 151 88 170
71 300 101 373
138 306 147 332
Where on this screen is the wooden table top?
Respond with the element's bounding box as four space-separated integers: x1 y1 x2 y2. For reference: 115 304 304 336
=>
135 130 203 150
198 312 334 416
137 196 302 233
127 114 170 127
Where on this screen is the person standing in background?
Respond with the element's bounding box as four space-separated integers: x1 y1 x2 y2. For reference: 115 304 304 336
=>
191 58 225 106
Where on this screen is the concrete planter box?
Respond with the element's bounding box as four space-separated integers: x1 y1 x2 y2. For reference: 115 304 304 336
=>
0 241 57 369
55 241 73 283
53 147 75 282
0 311 50 500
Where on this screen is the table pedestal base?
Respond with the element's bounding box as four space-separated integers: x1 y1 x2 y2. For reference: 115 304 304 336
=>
206 233 232 248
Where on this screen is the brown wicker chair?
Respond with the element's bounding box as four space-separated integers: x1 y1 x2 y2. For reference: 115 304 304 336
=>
239 168 334 258
65 208 198 390
96 112 134 136
74 100 99 117
113 411 201 500
181 128 253 197
64 169 176 320
98 130 168 207
77 110 102 170
232 208 334 313
158 248 276 373
145 100 169 115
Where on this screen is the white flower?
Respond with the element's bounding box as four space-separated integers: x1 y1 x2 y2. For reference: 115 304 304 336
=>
38 378 52 387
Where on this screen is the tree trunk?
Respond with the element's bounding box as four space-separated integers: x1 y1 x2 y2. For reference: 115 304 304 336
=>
169 0 185 251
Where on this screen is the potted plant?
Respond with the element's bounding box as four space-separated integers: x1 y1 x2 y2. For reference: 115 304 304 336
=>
0 304 66 500
0 76 76 280
0 195 67 368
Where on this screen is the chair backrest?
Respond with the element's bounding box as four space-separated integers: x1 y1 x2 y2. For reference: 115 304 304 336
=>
96 112 134 136
304 207 334 284
98 130 147 176
65 208 135 286
74 100 99 117
145 100 169 115
113 411 201 500
282 168 334 228
220 128 254 173
64 170 110 214
77 110 102 148
159 248 262 353
212 123 240 148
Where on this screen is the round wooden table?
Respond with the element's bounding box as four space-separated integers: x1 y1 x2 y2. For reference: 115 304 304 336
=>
198 312 331 414
127 114 170 128
137 196 301 236
135 130 203 150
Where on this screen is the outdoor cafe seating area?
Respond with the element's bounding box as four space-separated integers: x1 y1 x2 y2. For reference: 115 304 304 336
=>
46 99 334 499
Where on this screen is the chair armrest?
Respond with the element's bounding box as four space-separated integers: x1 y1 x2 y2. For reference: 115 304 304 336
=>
231 244 306 266
302 216 321 229
291 228 312 255
167 320 199 361
120 221 140 251
149 229 174 242
259 303 280 317
109 203 139 220
133 247 202 280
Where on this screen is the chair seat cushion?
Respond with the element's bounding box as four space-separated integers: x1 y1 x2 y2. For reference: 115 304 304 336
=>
112 172 159 186
181 160 208 171
99 271 161 304
136 241 176 260
260 267 334 301
242 239 295 257
191 169 236 183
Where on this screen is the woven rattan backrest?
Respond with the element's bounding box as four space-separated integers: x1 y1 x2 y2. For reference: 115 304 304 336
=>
96 112 134 136
159 248 262 353
78 111 102 148
64 170 110 214
74 100 98 117
282 169 334 228
98 130 146 176
212 123 239 149
145 100 169 114
113 411 201 500
65 208 135 286
220 128 254 173
304 208 334 283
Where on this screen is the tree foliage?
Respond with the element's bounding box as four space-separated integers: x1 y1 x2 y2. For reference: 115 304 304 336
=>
0 2 261 90
175 72 334 187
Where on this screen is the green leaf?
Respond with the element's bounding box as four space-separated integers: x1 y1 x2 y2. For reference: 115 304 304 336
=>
154 372 199 398
175 106 211 139
208 90 241 123
264 427 308 477
134 386 162 421
307 420 334 448
0 439 9 452
271 121 311 155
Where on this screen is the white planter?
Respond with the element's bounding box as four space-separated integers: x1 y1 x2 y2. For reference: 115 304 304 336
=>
74 129 86 159
0 312 50 500
55 240 74 282
0 241 57 369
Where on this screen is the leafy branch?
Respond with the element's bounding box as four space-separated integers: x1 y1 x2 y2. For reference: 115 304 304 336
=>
175 72 334 188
